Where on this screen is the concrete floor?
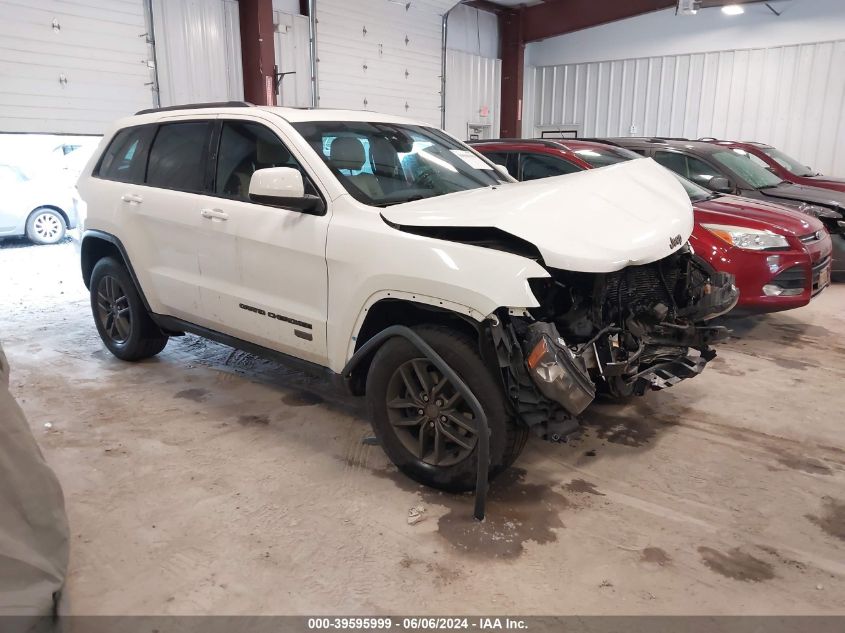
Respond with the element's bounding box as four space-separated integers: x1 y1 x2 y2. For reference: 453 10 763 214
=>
1 238 844 615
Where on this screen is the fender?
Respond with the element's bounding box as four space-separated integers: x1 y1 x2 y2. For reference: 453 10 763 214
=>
79 230 154 311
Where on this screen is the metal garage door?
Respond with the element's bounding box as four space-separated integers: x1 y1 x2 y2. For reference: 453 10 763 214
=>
0 0 155 134
315 0 458 127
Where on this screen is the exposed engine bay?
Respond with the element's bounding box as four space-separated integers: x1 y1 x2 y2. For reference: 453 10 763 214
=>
488 245 739 441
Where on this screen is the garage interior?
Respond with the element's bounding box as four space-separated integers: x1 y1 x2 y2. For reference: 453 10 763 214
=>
1 0 845 620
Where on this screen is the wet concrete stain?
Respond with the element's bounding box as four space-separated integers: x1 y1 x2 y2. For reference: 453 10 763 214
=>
709 357 745 377
775 454 833 476
697 547 775 582
398 556 461 585
174 388 209 402
767 322 837 341
755 545 807 572
374 467 570 559
237 414 270 426
564 478 605 496
582 406 678 448
771 357 812 371
806 497 845 541
641 547 671 566
282 390 324 407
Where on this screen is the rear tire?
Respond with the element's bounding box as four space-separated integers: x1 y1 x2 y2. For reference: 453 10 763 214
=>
25 208 66 245
366 325 528 492
90 257 168 361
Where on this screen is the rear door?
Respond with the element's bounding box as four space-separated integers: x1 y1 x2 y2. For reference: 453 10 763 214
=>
93 119 214 319
192 117 330 365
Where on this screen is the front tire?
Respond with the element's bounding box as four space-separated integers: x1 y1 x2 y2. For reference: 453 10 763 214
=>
366 325 528 492
90 257 168 361
26 208 66 245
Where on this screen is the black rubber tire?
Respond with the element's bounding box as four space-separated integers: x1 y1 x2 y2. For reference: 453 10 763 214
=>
90 257 168 361
25 208 66 245
366 325 528 492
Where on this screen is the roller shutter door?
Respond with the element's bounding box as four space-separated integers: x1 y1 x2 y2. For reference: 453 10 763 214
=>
0 0 155 134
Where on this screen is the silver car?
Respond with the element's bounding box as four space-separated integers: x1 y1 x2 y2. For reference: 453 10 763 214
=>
0 163 77 245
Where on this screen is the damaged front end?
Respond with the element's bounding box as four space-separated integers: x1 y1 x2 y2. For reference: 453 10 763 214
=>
488 245 738 441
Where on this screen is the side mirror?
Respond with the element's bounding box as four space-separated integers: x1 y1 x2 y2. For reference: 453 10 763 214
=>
708 175 733 193
249 167 325 214
494 164 511 179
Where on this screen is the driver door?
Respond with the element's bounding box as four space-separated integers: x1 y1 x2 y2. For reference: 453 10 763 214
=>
192 118 330 365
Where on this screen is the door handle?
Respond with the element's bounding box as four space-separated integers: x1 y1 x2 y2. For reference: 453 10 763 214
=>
200 208 229 221
121 193 143 204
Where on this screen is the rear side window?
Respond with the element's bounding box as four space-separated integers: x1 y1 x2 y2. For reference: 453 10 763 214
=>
97 126 155 183
146 122 211 192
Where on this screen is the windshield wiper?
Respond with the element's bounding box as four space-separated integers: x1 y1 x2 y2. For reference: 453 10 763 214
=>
373 194 428 208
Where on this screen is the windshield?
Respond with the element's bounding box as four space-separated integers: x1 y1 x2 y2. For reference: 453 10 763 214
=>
759 146 816 177
570 145 641 168
291 121 508 206
712 149 784 189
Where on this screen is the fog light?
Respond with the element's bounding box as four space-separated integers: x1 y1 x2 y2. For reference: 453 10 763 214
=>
763 284 803 297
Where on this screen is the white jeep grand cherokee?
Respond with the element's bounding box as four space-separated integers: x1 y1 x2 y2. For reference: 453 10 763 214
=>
77 103 737 492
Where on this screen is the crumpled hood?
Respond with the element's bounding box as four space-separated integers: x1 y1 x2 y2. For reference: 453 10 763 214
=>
381 158 693 273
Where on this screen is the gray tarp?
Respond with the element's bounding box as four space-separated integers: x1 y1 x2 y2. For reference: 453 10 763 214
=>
0 343 69 616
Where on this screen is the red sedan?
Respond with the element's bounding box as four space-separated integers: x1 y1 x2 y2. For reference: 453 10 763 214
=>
703 140 845 194
471 139 832 314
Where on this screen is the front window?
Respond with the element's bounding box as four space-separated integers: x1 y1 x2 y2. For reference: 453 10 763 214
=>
291 122 508 206
571 146 640 168
759 146 816 177
674 174 714 203
713 149 783 189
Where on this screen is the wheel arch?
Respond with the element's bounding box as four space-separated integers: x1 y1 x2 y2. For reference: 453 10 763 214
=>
344 297 484 396
79 232 151 312
28 205 69 229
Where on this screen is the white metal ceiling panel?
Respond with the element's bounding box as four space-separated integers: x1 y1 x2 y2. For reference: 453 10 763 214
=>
315 0 458 127
0 0 155 134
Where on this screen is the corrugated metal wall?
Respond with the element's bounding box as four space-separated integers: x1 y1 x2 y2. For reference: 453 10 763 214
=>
524 39 845 175
315 0 457 127
445 50 500 140
0 0 154 134
152 0 243 107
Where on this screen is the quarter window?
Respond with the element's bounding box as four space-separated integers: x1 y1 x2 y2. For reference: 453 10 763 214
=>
97 126 155 184
146 122 211 192
215 121 315 201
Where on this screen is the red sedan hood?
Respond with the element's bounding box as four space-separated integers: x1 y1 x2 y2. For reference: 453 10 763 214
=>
693 194 824 236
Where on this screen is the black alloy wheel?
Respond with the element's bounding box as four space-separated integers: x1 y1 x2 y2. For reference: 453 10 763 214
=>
96 274 132 344
385 358 479 467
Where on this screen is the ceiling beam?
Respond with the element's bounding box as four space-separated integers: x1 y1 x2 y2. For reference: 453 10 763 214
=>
521 0 675 43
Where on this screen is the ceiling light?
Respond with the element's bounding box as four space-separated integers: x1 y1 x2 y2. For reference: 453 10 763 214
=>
721 4 745 15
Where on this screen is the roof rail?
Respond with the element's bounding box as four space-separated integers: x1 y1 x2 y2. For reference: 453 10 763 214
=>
135 101 254 115
467 138 568 150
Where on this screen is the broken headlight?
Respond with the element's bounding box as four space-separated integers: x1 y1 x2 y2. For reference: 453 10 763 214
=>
525 324 595 416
